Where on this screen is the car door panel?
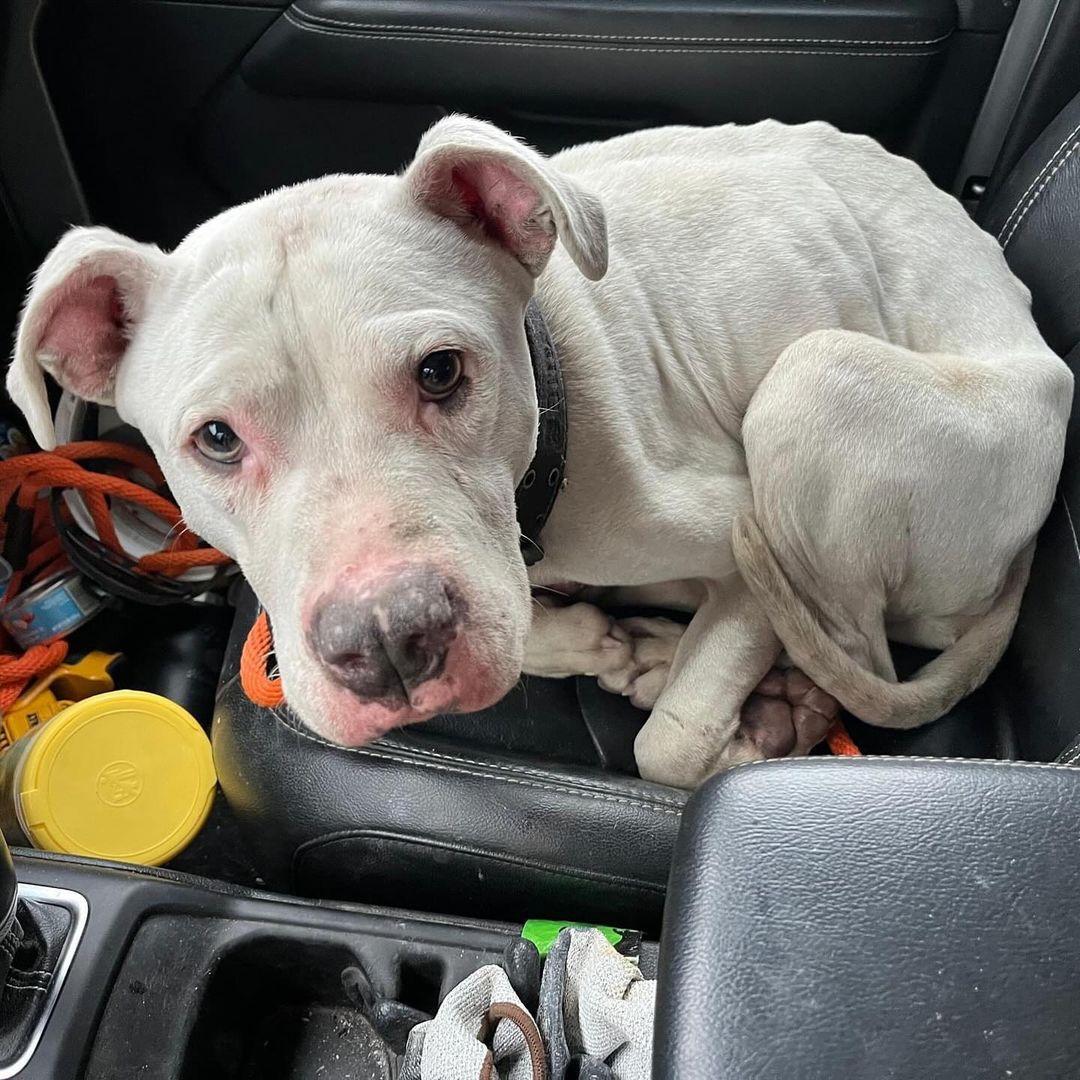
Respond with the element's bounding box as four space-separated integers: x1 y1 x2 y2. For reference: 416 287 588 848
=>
245 0 954 133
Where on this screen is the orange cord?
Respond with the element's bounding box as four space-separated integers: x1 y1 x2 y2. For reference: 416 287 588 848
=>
0 443 232 592
0 442 232 709
0 439 287 708
239 609 284 708
826 719 862 757
0 640 69 713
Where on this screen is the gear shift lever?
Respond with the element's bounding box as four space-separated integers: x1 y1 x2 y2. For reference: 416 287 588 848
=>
0 835 18 981
0 833 84 1073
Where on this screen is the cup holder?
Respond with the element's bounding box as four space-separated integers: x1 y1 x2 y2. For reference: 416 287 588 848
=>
181 936 396 1080
395 951 445 1018
84 904 517 1080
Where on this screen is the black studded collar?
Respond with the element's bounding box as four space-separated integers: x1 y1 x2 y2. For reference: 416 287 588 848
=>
516 300 567 567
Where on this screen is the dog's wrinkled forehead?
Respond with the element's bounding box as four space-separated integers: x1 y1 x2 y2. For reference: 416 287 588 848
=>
178 175 505 291
126 176 528 440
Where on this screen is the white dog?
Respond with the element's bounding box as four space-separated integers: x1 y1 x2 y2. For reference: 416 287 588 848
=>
8 118 1072 788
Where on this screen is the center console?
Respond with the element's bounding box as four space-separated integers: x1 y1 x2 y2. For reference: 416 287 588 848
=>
2 846 546 1079
9 756 1080 1078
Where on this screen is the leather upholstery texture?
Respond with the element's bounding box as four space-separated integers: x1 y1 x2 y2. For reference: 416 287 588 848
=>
656 758 1080 1079
980 98 1080 358
242 0 955 130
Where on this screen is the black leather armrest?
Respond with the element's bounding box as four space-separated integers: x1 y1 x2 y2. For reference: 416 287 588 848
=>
656 758 1080 1080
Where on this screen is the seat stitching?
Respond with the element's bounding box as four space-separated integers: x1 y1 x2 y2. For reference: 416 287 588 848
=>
291 5 952 47
1061 495 1080 571
239 685 685 803
1001 137 1080 249
270 709 684 815
260 702 686 804
376 742 684 807
378 740 686 806
1057 736 1080 765
294 828 667 892
222 667 684 804
282 13 941 57
996 118 1080 242
740 754 1079 772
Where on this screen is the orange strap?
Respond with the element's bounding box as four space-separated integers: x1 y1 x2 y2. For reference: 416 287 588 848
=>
826 719 862 756
240 609 285 707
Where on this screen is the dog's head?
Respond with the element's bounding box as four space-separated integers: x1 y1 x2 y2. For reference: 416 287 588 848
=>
7 117 607 744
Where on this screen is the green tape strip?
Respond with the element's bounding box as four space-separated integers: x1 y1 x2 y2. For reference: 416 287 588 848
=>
521 919 624 958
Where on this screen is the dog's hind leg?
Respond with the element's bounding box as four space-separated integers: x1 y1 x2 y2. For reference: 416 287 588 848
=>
632 573 784 786
736 327 1067 729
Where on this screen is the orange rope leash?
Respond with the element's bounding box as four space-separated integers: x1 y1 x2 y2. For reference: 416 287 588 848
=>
0 442 232 708
239 609 284 708
0 444 232 587
0 641 68 713
826 719 862 757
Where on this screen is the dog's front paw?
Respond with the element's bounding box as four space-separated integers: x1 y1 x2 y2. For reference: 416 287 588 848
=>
597 616 684 705
524 601 641 681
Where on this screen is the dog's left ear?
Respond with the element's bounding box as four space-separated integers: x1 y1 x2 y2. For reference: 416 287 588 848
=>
404 116 608 281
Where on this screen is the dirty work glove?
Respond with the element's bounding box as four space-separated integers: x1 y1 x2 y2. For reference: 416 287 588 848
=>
537 929 655 1080
401 964 547 1080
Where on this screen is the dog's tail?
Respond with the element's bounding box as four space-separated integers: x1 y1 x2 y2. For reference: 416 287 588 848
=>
731 512 1034 730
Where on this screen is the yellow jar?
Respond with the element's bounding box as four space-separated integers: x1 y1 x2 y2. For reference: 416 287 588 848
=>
0 690 216 865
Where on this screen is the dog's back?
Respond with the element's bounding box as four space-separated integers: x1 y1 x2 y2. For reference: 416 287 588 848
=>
550 120 1050 369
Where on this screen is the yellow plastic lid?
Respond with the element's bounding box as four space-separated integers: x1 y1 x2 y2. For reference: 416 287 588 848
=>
16 690 216 866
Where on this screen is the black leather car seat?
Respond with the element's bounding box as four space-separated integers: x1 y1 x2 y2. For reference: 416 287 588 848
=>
213 92 1080 931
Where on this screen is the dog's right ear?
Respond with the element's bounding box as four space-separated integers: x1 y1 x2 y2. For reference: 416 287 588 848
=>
8 226 164 450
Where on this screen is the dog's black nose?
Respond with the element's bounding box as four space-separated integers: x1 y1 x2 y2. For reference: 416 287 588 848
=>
310 567 461 705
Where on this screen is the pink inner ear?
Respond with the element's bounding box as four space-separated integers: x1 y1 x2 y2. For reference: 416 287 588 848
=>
38 275 127 401
448 160 554 270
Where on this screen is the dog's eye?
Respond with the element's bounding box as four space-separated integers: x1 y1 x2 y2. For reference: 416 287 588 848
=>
417 349 464 402
194 420 245 464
